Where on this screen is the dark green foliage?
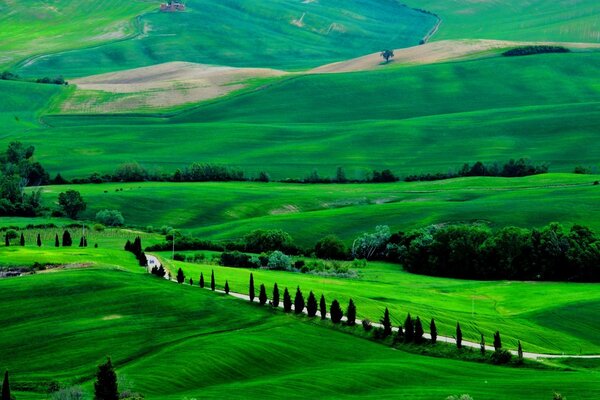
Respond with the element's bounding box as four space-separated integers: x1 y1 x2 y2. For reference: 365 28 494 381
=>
150 265 166 278
404 313 414 343
294 287 305 314
456 323 463 349
319 294 327 320
381 308 392 338
224 280 230 294
272 283 280 308
330 300 343 324
220 251 260 268
503 45 569 57
189 278 193 285
259 284 267 305
94 357 118 400
199 272 205 288
430 318 437 344
176 268 185 284
362 319 373 332
393 325 404 344
283 288 292 312
494 331 502 351
173 253 185 261
517 340 523 362
346 299 356 326
414 317 424 343
249 273 255 302
371 169 399 182
2 371 10 400
62 230 72 247
210 270 215 291
381 49 394 62
491 349 512 364
19 232 24 246
306 291 317 317
243 229 298 254
37 233 42 247
4 235 8 247
314 235 348 260
58 189 86 219
480 334 486 356
137 252 147 267
55 233 59 247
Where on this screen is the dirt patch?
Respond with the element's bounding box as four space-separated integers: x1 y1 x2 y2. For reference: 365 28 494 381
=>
270 205 300 215
102 315 123 321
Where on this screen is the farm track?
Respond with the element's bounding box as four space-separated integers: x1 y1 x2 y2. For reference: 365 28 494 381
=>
145 255 600 360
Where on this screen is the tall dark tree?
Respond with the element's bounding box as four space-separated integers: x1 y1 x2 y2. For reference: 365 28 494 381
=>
480 334 486 355
283 288 292 312
456 322 463 349
4 235 8 247
176 268 185 284
55 233 59 247
294 286 305 314
306 291 318 317
381 308 392 338
330 300 343 323
319 294 327 320
493 331 502 351
414 316 424 343
189 278 193 286
259 284 267 305
37 233 42 247
199 272 205 288
62 230 72 247
19 232 25 246
346 299 356 326
430 318 437 344
2 371 10 400
517 340 523 362
210 270 215 291
404 313 414 343
94 357 118 400
249 273 255 302
272 283 280 308
224 280 230 294
79 236 85 247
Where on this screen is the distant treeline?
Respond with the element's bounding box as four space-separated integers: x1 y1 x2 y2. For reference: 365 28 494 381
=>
502 46 570 57
405 159 548 182
1 70 68 85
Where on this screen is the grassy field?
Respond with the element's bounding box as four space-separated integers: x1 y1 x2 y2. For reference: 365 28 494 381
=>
1 264 599 399
33 173 600 245
15 0 436 78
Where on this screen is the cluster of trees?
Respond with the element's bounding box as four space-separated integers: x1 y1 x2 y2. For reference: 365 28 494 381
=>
4 229 89 248
95 209 124 227
503 46 569 57
388 223 600 281
124 237 147 267
283 167 399 184
0 71 67 85
405 159 549 182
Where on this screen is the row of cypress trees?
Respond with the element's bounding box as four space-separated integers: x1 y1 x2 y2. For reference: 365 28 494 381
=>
124 237 147 266
4 230 87 247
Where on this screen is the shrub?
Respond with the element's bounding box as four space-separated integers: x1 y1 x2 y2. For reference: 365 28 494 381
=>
5 229 18 240
267 251 292 270
220 251 259 268
315 235 348 259
95 209 125 226
93 223 106 232
362 319 373 331
173 253 186 261
490 349 512 365
51 386 86 400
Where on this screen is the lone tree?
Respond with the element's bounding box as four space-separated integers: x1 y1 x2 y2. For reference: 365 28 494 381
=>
189 277 193 286
381 308 392 338
272 283 280 308
54 233 59 247
414 316 424 343
199 272 205 288
430 318 437 344
456 322 463 349
517 340 523 362
58 189 87 219
319 294 327 320
404 313 414 343
94 357 118 400
480 334 486 355
259 284 267 305
306 291 318 317
210 270 215 291
37 233 42 247
283 287 292 312
249 273 255 302
224 280 230 294
176 268 185 284
2 371 10 400
380 49 394 62
20 232 25 246
346 299 356 326
294 287 305 314
330 299 343 324
62 230 72 247
493 331 502 351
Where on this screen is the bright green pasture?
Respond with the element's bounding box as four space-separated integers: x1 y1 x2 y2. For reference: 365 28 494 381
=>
0 0 152 70
405 0 600 43
34 174 600 245
16 0 436 77
1 267 599 399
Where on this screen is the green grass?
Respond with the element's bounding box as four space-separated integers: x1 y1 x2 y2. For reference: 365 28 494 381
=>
1 266 599 399
32 173 600 245
15 0 436 77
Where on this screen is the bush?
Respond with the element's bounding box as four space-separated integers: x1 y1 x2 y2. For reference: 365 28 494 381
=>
362 319 373 332
93 223 106 232
95 209 125 226
490 349 512 365
267 251 292 270
5 229 18 240
315 235 348 259
51 386 86 400
220 251 259 268
173 253 186 261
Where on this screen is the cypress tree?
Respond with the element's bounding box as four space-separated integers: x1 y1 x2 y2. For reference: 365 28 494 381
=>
37 233 42 247
456 322 463 349
224 280 230 294
210 270 215 291
124 240 132 252
346 299 356 326
430 318 437 344
259 284 267 305
381 308 392 338
189 278 193 285
393 325 404 344
94 357 119 400
283 288 292 312
272 283 280 308
306 291 317 317
2 370 10 400
4 235 8 247
493 331 502 351
319 294 327 320
199 272 205 288
83 236 88 247
20 232 25 246
79 236 84 247
414 316 424 343
249 273 255 302
517 340 523 362
138 253 147 267
55 233 60 247
62 230 72 246
176 268 185 284
480 334 486 355
294 286 305 314
404 313 414 343
330 299 343 323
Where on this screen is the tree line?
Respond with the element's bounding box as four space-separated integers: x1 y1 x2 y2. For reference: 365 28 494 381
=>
4 229 90 248
502 46 569 57
405 159 548 182
0 70 68 85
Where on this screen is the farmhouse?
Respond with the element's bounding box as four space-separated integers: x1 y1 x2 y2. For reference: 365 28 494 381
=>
160 1 186 12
